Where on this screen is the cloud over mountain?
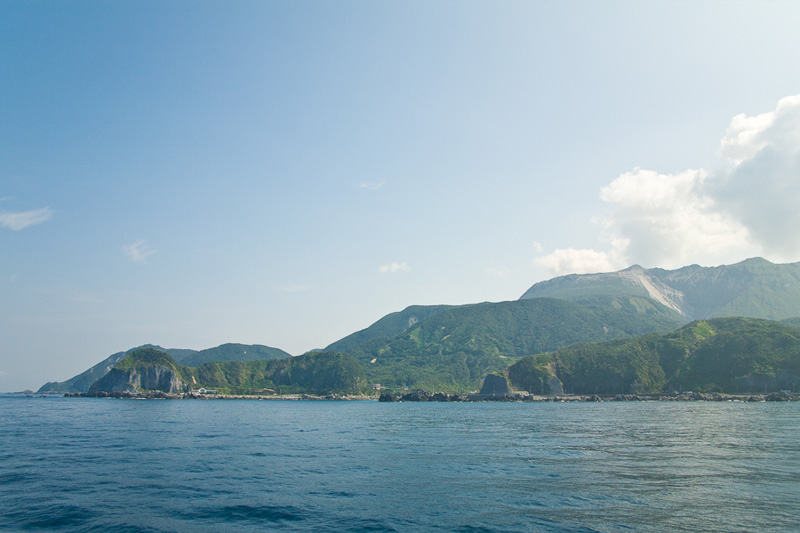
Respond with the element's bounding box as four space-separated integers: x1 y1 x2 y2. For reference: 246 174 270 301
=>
712 95 800 260
536 95 800 275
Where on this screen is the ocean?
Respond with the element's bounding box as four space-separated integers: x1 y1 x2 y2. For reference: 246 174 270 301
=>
1 395 798 532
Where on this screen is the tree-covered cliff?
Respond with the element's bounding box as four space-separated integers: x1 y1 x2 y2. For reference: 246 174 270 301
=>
507 317 800 395
88 348 367 395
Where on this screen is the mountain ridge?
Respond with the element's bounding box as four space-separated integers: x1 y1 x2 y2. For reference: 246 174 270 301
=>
521 257 800 321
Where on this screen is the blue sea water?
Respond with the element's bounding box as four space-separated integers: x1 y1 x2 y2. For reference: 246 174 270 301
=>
1 396 799 532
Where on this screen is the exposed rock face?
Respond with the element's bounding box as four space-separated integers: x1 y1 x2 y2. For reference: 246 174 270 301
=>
401 390 432 402
88 366 189 394
547 376 564 395
479 374 510 399
520 257 800 321
378 391 466 402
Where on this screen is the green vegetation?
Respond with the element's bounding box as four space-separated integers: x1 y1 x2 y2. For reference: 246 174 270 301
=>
506 353 555 393
782 317 800 330
39 343 292 393
507 317 800 394
177 343 291 367
90 295 687 395
108 348 367 395
115 347 182 371
326 304 454 353
339 296 686 392
692 258 800 320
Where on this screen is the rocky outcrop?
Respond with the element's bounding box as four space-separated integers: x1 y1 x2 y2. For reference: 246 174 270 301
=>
378 392 399 402
546 375 564 395
400 390 432 402
479 374 510 399
88 366 189 394
377 391 466 402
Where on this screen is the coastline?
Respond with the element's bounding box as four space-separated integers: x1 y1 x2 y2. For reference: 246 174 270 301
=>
60 390 800 402
64 391 376 401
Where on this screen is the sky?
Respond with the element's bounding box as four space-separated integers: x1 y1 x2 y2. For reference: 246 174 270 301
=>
3 0 800 391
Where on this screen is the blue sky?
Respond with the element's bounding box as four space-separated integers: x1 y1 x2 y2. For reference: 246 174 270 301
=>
3 0 800 391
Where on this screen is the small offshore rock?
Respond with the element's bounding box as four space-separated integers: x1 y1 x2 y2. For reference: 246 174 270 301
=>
378 393 399 402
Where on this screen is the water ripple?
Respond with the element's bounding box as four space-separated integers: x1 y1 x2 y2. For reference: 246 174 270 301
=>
1 397 799 532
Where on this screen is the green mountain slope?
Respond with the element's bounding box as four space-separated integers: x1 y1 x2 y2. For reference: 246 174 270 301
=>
39 350 129 393
177 343 291 367
38 344 190 393
326 304 454 353
507 317 800 395
521 257 800 321
782 317 800 330
337 296 686 392
89 348 366 395
39 343 291 393
654 258 800 319
189 351 365 395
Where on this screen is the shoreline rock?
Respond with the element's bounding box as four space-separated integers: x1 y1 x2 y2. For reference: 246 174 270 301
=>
66 391 376 401
64 390 800 402
374 390 800 402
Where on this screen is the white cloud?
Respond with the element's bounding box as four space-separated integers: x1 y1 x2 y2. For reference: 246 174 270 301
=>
719 111 775 164
0 207 52 230
379 261 410 274
486 266 510 279
719 95 800 164
535 242 628 276
358 179 387 191
124 239 157 263
712 95 800 261
597 168 751 268
536 95 800 275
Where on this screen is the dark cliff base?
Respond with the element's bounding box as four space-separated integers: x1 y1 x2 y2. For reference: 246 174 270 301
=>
382 390 800 402
66 390 800 402
74 389 373 400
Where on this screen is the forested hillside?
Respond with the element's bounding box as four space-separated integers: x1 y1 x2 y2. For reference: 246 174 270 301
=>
89 348 366 395
337 296 686 391
508 318 800 395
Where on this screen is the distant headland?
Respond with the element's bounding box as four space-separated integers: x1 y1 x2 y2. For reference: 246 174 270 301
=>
41 258 800 401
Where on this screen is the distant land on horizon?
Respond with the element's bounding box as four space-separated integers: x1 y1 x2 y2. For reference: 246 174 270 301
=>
39 257 800 395
38 343 290 393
